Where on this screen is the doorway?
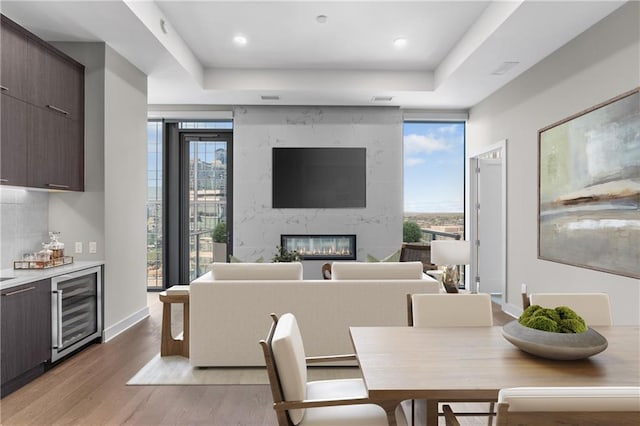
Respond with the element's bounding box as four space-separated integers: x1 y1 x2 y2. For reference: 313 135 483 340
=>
469 140 507 305
180 133 233 282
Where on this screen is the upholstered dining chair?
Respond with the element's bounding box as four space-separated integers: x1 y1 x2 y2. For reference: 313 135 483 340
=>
259 313 407 426
528 292 613 326
406 293 495 425
443 386 640 426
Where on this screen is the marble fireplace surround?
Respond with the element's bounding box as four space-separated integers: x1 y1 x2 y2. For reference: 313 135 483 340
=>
232 106 404 277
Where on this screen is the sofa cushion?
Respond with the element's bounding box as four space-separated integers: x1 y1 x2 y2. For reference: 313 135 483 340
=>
272 313 308 425
211 262 303 280
331 261 423 280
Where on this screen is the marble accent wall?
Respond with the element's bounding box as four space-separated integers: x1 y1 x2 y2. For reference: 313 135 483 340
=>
233 106 403 277
0 188 49 269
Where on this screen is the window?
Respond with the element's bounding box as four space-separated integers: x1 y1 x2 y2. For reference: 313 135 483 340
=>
147 121 163 289
403 122 465 241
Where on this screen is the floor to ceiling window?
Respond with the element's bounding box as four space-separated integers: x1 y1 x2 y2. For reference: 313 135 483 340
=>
403 121 466 241
147 121 163 289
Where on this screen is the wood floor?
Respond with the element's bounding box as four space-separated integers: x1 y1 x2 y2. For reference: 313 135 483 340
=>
0 293 514 425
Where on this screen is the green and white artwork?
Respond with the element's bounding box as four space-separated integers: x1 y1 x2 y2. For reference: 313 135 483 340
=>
538 88 639 278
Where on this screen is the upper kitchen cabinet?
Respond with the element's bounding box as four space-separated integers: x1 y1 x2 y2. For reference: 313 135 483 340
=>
0 16 29 101
28 39 84 122
0 94 28 187
0 14 84 191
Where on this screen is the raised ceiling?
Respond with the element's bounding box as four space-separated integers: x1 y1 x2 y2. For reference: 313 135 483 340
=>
0 1 626 109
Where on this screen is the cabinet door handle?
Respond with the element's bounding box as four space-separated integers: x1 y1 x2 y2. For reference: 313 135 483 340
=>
47 183 70 189
0 85 7 91
53 290 64 349
0 179 8 183
2 286 36 297
46 104 70 116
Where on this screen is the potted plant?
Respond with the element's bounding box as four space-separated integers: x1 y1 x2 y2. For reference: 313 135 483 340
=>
212 222 228 262
272 245 301 262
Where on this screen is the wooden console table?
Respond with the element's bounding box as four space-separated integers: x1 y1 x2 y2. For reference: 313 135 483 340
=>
159 286 190 357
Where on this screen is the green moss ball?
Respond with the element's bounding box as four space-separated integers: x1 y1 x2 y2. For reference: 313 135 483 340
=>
524 315 559 332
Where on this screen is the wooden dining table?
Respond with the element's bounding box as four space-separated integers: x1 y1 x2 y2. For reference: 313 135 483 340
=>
349 325 640 426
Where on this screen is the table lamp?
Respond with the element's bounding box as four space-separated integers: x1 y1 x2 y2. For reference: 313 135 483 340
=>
430 240 471 293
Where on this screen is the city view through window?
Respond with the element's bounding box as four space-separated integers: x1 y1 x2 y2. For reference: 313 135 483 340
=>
403 122 465 241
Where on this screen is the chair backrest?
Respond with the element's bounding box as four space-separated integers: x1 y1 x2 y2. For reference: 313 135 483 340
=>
400 243 437 272
259 313 307 426
496 387 640 425
529 293 612 326
408 293 493 327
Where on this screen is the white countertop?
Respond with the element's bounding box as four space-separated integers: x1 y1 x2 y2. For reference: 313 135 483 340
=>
0 260 105 290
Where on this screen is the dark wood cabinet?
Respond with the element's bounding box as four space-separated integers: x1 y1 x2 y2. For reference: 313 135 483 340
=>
0 16 29 101
0 94 28 187
0 13 84 191
27 105 83 191
28 39 84 122
1 280 51 397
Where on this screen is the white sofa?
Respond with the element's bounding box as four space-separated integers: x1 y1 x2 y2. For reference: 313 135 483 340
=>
190 261 441 366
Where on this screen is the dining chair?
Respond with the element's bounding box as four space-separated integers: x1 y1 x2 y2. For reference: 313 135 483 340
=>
528 292 613 326
443 386 640 426
406 293 495 425
259 312 407 426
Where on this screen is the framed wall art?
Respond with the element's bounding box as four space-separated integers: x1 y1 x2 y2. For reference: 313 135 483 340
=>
538 88 639 279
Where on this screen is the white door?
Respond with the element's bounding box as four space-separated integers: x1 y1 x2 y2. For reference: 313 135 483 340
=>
476 158 503 296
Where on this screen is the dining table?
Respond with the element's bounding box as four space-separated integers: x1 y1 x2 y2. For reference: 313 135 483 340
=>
349 325 640 426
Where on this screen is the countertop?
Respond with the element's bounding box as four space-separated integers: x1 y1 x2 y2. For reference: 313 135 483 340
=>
0 260 105 290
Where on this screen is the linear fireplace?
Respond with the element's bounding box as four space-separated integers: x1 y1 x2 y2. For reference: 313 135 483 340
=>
281 234 356 260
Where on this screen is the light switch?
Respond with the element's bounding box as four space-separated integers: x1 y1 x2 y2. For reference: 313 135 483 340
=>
75 241 83 253
89 241 97 254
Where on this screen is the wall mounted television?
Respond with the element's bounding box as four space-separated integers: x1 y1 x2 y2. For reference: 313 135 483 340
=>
272 147 366 208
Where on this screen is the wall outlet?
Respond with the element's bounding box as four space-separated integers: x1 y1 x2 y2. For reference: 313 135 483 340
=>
75 241 83 254
89 241 97 254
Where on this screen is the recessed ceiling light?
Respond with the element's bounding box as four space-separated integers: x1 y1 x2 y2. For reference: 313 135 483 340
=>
491 61 519 75
393 37 407 48
316 14 328 24
233 35 248 46
372 96 393 102
261 95 280 101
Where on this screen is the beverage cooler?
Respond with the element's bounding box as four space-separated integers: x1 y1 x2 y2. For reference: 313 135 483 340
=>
51 266 102 362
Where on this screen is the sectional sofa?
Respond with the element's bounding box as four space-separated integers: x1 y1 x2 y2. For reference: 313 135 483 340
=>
190 261 441 366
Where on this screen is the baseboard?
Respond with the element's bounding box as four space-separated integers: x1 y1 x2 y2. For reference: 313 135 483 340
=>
102 306 150 342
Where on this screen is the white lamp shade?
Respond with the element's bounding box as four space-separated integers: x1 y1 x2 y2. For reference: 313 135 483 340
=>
431 240 471 265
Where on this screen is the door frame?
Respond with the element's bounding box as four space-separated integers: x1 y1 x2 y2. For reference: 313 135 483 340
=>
469 140 507 305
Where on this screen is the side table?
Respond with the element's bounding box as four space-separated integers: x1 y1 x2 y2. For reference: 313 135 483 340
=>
159 286 189 357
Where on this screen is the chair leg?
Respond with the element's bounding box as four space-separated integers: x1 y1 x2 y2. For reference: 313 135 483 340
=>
487 401 495 426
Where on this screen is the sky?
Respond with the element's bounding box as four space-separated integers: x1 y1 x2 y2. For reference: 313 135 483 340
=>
403 122 465 213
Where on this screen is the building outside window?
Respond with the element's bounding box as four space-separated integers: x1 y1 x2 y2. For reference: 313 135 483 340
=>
147 121 163 289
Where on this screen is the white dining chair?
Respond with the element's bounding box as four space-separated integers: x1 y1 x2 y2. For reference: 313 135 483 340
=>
259 312 407 426
443 386 640 426
529 292 613 326
406 293 495 425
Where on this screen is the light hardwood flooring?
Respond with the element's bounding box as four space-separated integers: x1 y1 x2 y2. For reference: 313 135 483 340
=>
0 293 514 425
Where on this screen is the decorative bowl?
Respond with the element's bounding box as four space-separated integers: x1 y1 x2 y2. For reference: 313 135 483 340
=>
502 320 608 360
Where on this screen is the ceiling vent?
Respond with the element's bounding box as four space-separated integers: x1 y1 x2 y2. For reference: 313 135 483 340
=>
372 96 393 102
261 95 280 101
491 61 519 75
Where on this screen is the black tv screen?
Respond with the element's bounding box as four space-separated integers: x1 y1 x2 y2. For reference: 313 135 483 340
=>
272 147 366 208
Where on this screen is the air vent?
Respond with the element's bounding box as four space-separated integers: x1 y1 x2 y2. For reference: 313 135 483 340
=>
372 96 393 102
261 95 280 101
491 61 519 75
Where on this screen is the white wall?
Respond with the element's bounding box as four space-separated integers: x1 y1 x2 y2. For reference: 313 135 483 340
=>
52 43 148 339
102 45 148 337
233 106 403 278
467 2 640 324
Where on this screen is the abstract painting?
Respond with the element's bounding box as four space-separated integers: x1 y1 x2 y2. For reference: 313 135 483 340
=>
538 88 639 279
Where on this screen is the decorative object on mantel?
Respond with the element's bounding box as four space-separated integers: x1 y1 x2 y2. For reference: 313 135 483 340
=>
502 305 608 360
538 87 640 279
